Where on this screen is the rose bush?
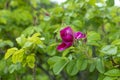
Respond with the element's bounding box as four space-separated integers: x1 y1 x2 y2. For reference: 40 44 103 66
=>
0 0 120 80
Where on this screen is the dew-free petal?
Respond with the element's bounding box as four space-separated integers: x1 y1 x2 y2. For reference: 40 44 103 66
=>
74 32 86 39
60 27 74 42
57 42 72 51
57 26 86 51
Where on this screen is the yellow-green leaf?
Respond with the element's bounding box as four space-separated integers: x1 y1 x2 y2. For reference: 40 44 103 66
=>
26 54 35 68
32 33 41 37
12 49 24 63
112 39 120 45
4 47 18 60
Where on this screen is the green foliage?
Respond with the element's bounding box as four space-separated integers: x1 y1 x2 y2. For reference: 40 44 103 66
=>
0 0 120 80
4 33 44 70
66 60 78 76
48 56 61 68
12 49 24 63
87 31 101 46
5 47 18 60
0 40 13 48
101 45 117 55
96 58 105 73
104 69 120 77
26 54 35 68
103 76 117 80
53 58 68 75
106 0 114 7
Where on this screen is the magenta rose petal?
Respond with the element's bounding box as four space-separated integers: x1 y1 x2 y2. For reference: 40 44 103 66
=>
60 27 74 42
74 32 86 39
57 42 72 51
57 26 86 51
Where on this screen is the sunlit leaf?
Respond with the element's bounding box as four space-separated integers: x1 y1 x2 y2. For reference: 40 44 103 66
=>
12 49 24 63
26 54 35 68
112 39 120 46
5 48 18 60
101 45 117 55
104 69 120 77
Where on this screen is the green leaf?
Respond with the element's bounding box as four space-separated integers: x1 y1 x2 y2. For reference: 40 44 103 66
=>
103 76 116 80
26 54 35 68
104 69 120 77
76 57 84 70
5 47 18 60
62 48 70 57
97 74 105 80
80 59 88 71
112 39 120 46
0 40 13 47
53 58 68 75
8 64 16 73
87 31 101 46
0 59 6 74
117 53 120 57
101 45 117 56
66 60 79 76
89 62 96 72
30 0 38 8
32 33 41 37
4 40 14 47
87 31 101 41
22 27 34 36
16 34 26 46
12 49 24 63
106 0 114 7
44 16 50 21
28 34 42 45
72 20 83 28
0 17 7 24
88 0 96 5
23 41 33 48
46 43 57 56
47 56 61 68
96 58 105 73
8 63 22 73
0 10 10 24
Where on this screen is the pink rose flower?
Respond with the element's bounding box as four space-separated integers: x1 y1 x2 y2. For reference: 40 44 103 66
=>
57 26 86 51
